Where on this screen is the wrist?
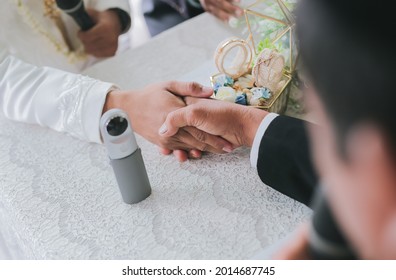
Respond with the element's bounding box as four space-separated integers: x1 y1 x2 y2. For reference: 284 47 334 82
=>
107 8 131 34
239 107 268 147
103 90 130 114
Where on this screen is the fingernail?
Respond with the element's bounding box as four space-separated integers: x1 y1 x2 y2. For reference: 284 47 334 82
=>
159 124 168 134
223 146 233 153
236 9 243 17
189 150 201 159
202 86 213 94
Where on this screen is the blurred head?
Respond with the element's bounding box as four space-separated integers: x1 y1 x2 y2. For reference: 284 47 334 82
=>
296 0 396 258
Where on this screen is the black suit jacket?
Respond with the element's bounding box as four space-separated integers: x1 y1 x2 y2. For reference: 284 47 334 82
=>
257 115 318 206
258 116 356 258
142 0 204 36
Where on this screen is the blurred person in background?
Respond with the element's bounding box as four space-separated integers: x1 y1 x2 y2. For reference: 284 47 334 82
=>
0 0 131 72
143 0 243 36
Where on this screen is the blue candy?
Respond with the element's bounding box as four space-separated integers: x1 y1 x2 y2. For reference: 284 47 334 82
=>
213 74 234 93
251 87 272 99
215 87 237 102
235 93 248 105
218 74 234 86
213 83 222 94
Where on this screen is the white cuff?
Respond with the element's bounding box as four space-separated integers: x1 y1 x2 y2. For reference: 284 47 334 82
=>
82 82 118 143
93 1 130 13
250 113 279 168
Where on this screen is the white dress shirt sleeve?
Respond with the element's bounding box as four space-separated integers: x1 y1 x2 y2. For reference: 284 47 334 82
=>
250 113 279 168
89 0 131 13
0 50 115 143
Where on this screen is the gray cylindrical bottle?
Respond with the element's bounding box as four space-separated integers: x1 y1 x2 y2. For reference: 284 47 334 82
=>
100 109 151 204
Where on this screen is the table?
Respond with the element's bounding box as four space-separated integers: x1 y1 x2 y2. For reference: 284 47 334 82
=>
0 13 311 259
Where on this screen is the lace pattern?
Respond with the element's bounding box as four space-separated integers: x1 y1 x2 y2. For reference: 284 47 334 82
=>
57 75 99 141
0 113 311 259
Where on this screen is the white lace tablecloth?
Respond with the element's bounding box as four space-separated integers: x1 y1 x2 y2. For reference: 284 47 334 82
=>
0 13 311 259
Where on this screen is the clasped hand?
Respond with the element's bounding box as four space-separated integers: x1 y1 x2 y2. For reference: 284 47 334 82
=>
103 81 236 162
104 81 269 162
159 96 268 151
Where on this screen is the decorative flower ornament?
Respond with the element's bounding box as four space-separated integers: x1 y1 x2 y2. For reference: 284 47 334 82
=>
252 48 285 92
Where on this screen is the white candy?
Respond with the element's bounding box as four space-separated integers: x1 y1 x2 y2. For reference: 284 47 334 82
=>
215 87 237 103
250 87 272 106
250 96 265 106
234 74 255 89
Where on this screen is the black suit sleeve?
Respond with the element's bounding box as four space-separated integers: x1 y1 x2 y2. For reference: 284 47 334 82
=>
256 116 356 258
256 115 318 206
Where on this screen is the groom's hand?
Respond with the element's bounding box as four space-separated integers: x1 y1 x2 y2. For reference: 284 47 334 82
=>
103 81 233 162
159 97 268 148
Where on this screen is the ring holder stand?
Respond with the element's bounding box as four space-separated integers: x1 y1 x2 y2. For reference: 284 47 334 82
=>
210 0 298 114
211 37 292 113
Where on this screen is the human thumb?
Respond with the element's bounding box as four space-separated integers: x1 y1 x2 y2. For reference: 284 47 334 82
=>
158 107 191 137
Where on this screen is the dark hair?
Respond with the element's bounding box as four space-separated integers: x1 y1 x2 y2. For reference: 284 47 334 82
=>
296 0 396 156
